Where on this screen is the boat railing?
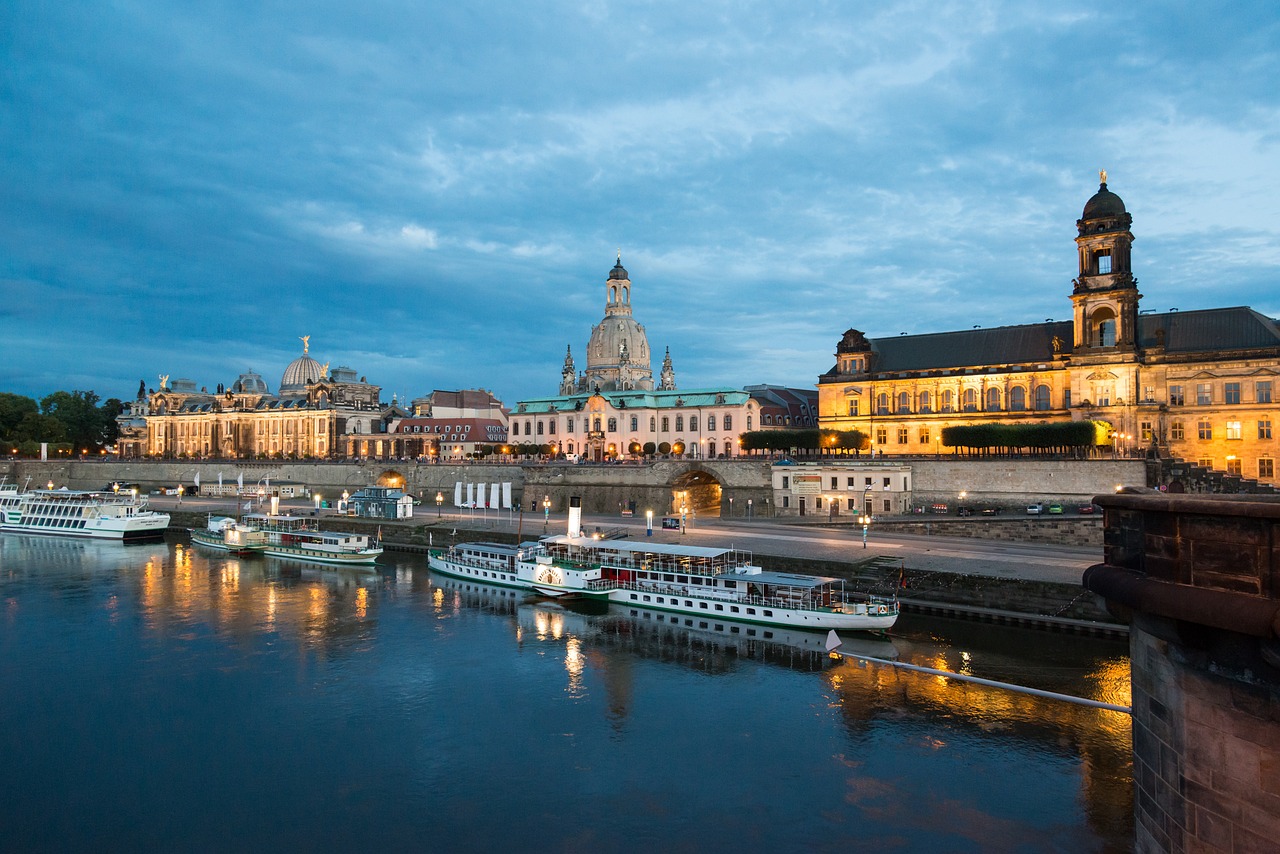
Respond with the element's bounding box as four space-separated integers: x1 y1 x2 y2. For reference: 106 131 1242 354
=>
582 578 883 614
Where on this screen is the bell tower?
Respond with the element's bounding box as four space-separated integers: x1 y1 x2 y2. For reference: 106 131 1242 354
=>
1071 171 1141 355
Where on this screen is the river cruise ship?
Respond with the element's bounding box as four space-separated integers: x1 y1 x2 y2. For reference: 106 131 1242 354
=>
190 516 270 555
231 513 383 566
428 536 898 633
0 483 170 541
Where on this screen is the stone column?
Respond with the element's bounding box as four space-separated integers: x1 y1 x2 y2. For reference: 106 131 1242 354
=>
1084 492 1280 853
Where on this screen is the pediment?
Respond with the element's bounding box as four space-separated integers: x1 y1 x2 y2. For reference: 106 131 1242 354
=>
1086 370 1119 381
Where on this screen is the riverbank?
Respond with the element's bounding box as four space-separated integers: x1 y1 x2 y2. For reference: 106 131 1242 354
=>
167 508 1123 637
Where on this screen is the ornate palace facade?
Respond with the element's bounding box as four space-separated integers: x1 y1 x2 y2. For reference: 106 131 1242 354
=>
117 338 395 459
818 176 1280 485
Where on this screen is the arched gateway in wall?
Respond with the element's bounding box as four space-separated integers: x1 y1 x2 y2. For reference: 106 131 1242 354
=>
670 468 722 517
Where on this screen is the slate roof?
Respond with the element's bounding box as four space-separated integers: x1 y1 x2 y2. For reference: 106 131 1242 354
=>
516 388 750 414
825 307 1280 375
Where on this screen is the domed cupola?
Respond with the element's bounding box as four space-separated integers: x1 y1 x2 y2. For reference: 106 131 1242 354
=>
608 257 629 281
280 336 325 395
233 371 269 395
1071 172 1141 356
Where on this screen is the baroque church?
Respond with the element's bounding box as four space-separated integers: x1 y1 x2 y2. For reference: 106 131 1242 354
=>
818 175 1280 485
116 337 398 459
515 257 789 462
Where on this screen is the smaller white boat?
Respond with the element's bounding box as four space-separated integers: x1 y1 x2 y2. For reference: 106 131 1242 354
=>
190 516 269 555
240 513 383 566
0 481 170 541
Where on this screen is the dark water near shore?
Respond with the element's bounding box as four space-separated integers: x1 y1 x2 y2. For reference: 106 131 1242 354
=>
0 534 1132 852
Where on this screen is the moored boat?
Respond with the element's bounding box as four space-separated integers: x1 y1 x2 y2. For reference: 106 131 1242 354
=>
428 525 897 633
239 513 383 566
190 516 269 555
0 482 170 541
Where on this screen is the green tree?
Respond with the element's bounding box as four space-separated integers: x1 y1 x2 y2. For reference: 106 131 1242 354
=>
41 390 107 452
13 412 67 444
0 393 39 438
100 398 125 446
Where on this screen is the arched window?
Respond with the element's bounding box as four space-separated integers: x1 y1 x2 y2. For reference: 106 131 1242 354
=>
1009 387 1026 411
593 417 602 432
962 389 977 412
897 392 911 414
630 415 638 431
876 393 889 415
650 416 656 431
940 390 953 412
607 417 617 432
986 387 1002 411
708 415 717 431
1091 307 1117 347
689 416 697 431
919 391 931 413
1034 385 1051 410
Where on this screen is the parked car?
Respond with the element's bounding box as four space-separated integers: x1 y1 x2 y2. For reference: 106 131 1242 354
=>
957 507 973 517
1026 504 1043 515
1048 503 1064 515
1077 504 1098 514
980 506 1001 516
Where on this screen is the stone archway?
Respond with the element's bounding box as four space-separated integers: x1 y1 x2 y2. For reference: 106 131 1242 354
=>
670 468 723 517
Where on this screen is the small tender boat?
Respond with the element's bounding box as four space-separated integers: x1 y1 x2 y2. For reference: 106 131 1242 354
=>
190 516 269 555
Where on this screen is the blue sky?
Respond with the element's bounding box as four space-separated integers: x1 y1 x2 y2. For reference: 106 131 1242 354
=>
4 1 1279 408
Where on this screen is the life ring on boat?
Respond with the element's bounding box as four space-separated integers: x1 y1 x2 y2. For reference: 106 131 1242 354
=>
876 605 887 615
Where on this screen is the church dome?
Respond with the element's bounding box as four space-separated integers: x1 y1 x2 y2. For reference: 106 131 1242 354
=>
608 259 629 281
1082 181 1127 220
233 371 269 395
280 351 324 394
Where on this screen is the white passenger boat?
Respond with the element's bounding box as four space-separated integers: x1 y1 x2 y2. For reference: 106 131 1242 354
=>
0 482 170 541
190 516 270 555
428 518 898 634
236 513 383 566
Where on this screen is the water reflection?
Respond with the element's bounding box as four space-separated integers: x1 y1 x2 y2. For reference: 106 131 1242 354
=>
0 535 1133 851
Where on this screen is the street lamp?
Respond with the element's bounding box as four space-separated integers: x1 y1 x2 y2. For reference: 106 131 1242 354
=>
543 495 551 532
177 485 184 505
436 491 443 517
858 513 872 548
646 509 653 536
314 493 322 515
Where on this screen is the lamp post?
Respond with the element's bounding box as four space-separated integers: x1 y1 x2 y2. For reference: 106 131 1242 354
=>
646 509 653 537
959 489 967 515
543 495 550 532
313 493 322 515
858 513 872 548
177 485 184 505
728 496 734 518
436 491 443 517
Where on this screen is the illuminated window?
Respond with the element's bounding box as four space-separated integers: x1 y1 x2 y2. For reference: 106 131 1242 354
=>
1226 421 1242 440
1197 383 1212 406
1226 459 1242 476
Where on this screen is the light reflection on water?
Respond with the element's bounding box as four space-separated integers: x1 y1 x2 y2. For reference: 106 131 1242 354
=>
0 535 1133 852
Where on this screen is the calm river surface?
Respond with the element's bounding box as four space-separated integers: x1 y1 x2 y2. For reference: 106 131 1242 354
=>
0 534 1132 852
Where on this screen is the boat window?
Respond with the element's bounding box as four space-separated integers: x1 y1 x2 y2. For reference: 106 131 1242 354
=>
715 604 724 611
730 626 740 633
699 603 707 609
656 597 664 603
763 631 773 639
630 594 637 600
684 600 692 607
723 581 736 589
763 610 773 617
730 606 739 613
747 608 756 615
699 621 708 629
677 576 688 584
643 595 651 602
663 574 674 583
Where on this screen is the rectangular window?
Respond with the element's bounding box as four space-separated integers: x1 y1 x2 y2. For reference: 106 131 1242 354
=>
1256 381 1273 404
1226 459 1242 476
830 477 838 489
897 427 908 444
1063 389 1071 408
919 427 930 445
882 477 891 488
1260 459 1274 479
1095 251 1111 274
782 496 789 508
1198 419 1212 440
846 477 856 488
882 499 891 513
1140 421 1153 442
1226 421 1242 440
675 415 684 431
689 416 697 431
1225 382 1241 404
846 498 855 510
661 417 669 432
848 400 859 416
549 421 556 435
1197 383 1212 406
1169 385 1184 406
1170 422 1184 441
723 415 732 431
876 427 887 446
1198 458 1213 469
781 475 789 489
1260 420 1273 440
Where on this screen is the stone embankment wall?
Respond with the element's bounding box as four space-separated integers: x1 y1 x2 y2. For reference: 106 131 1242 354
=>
861 517 1103 548
909 458 1145 506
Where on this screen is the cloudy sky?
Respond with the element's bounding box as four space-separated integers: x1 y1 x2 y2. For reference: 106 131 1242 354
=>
4 1 1279 407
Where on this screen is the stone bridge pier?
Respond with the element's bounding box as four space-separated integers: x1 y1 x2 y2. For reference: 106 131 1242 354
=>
1084 492 1280 853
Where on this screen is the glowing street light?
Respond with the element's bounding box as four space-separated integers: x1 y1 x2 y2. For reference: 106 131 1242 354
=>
858 513 872 548
646 509 653 537
543 495 551 532
436 491 444 517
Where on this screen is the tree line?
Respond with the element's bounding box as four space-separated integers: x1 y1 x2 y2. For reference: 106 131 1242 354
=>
0 391 122 457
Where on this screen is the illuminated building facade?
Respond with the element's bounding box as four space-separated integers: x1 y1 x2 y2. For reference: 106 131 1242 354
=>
818 176 1280 485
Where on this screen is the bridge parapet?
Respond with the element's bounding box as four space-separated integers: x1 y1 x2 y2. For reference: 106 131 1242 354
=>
1084 491 1280 853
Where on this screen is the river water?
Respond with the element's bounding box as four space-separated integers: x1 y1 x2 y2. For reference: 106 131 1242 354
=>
0 534 1132 852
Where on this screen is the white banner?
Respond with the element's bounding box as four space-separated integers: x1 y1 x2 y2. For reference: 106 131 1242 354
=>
454 481 462 507
466 482 475 507
501 482 512 509
488 483 499 509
